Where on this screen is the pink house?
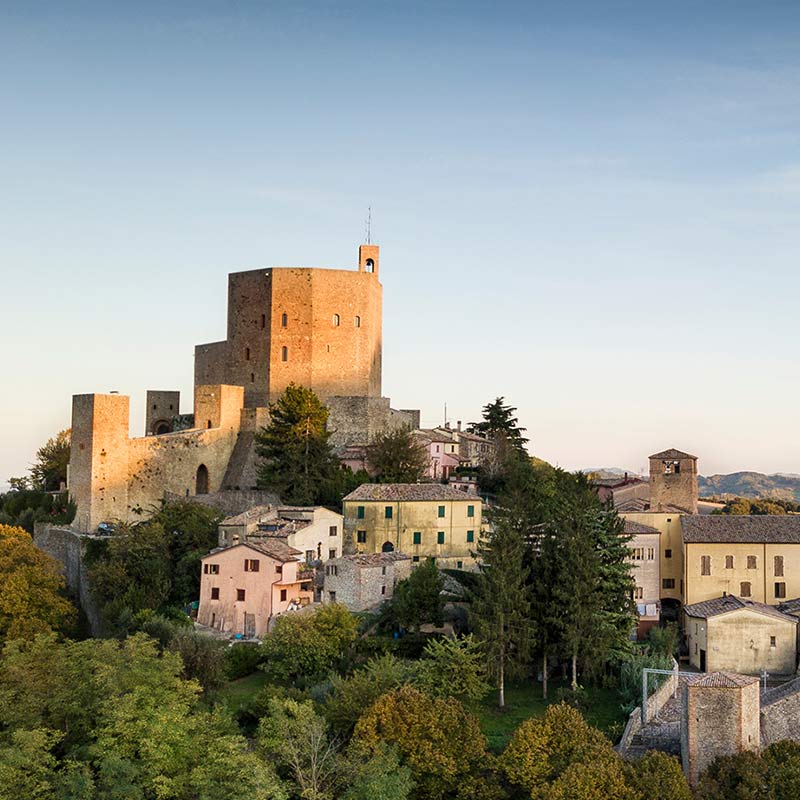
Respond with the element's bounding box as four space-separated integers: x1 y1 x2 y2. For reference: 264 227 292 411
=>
197 540 314 638
413 429 463 480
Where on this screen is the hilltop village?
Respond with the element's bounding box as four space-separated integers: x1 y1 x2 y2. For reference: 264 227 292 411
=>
7 242 800 797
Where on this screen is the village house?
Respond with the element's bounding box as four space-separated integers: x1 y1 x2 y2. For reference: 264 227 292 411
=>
217 505 343 563
197 540 314 638
322 552 412 611
682 515 800 607
343 483 482 570
625 519 661 638
431 422 495 468
413 429 463 480
684 595 798 675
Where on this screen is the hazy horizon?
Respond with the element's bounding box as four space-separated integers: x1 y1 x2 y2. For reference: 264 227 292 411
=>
3 1 800 485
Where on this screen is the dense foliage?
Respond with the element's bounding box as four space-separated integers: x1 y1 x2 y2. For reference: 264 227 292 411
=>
0 489 75 532
367 428 430 483
0 524 76 643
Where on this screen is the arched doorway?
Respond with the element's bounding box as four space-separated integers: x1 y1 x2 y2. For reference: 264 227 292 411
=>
381 541 394 553
196 464 209 495
153 420 170 435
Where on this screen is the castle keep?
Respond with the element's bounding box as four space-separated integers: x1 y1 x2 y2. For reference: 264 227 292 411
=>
68 245 418 532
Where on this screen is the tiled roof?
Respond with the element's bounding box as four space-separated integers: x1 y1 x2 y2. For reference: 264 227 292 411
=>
241 540 302 562
684 595 797 623
624 520 660 534
779 598 800 614
682 515 800 544
339 552 412 566
687 672 760 689
343 483 479 502
617 500 686 514
649 448 697 460
221 505 275 525
414 429 458 444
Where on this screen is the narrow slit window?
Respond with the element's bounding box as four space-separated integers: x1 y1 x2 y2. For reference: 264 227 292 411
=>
281 346 288 362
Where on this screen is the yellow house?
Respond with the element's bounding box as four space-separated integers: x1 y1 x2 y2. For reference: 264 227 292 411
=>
342 484 482 570
684 595 798 675
682 516 800 606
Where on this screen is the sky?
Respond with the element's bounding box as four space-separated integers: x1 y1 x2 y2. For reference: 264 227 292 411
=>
2 0 800 487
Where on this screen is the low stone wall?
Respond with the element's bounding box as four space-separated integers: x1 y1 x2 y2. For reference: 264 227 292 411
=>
761 677 800 745
164 489 280 517
33 523 102 635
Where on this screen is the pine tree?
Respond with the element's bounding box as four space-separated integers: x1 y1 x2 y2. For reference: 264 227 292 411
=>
255 384 339 505
470 517 531 709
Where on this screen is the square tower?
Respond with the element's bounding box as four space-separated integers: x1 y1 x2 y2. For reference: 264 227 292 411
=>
649 448 698 514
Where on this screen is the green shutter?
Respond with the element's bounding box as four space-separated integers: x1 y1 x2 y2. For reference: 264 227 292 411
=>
467 505 474 517
466 530 474 543
437 531 445 545
385 506 393 519
413 531 421 545
438 505 445 518
357 506 365 519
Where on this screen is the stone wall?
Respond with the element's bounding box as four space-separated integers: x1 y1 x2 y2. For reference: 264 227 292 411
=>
761 677 800 744
33 523 102 635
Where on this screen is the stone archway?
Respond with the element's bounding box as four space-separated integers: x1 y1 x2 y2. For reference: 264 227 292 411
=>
381 541 394 553
196 464 209 495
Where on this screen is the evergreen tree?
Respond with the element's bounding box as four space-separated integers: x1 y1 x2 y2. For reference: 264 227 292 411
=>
470 518 531 709
255 384 339 505
366 428 429 484
391 558 445 632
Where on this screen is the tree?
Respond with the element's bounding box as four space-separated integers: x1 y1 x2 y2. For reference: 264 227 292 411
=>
0 524 76 642
694 750 767 800
623 751 691 800
260 603 358 682
500 704 617 794
470 518 530 708
468 398 528 451
414 635 489 702
259 697 340 800
352 685 492 800
324 654 412 737
29 429 71 492
255 384 339 505
390 558 445 632
367 428 429 484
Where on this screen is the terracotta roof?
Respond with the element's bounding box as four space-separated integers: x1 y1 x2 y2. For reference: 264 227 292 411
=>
203 539 302 563
617 500 686 514
649 448 697 460
687 672 759 689
221 505 275 525
338 552 412 566
684 595 797 623
624 520 660 534
415 429 458 444
682 515 800 544
344 483 479 502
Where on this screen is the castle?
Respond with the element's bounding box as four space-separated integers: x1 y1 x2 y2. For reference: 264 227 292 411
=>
68 244 418 533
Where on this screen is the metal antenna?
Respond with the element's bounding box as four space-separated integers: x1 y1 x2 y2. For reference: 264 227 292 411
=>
365 206 372 244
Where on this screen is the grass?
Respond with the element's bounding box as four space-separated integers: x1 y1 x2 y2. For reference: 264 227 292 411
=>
213 671 270 711
472 679 627 753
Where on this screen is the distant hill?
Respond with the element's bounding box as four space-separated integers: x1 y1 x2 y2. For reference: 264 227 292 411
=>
698 472 800 503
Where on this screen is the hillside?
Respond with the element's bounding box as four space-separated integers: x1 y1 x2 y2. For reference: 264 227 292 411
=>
698 472 800 502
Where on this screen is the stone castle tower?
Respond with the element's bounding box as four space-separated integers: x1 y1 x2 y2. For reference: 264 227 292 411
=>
649 448 698 513
195 245 382 407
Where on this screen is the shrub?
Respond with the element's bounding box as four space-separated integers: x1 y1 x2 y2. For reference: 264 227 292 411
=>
224 642 263 680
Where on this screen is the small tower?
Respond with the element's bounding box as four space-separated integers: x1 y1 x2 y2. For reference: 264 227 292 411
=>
649 448 698 514
145 390 181 436
358 244 379 276
682 672 760 787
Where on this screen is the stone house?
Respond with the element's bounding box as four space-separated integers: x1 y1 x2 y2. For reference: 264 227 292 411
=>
197 540 314 638
682 515 800 606
343 483 482 570
322 552 412 611
684 595 798 675
217 505 343 563
625 519 661 638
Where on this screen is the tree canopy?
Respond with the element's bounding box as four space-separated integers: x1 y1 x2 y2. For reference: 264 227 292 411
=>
367 428 429 484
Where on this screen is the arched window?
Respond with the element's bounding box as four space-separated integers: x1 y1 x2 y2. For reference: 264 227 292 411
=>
281 313 288 327
365 258 374 273
154 421 170 435
245 347 250 361
381 541 394 553
206 419 212 429
354 315 361 328
196 464 209 495
281 346 288 362
333 314 340 327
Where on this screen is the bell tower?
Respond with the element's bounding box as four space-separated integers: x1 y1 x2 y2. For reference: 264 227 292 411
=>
358 244 379 276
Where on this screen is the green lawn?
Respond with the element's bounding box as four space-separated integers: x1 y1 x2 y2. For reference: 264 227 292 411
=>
472 679 627 753
214 671 270 711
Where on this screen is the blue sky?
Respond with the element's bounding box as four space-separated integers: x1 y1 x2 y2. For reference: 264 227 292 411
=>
2 0 800 485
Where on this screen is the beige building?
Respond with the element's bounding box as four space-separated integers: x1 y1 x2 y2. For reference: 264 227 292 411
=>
684 595 798 675
625 519 661 638
218 505 343 563
682 516 800 607
323 552 412 611
343 484 482 570
197 540 314 638
622 512 685 605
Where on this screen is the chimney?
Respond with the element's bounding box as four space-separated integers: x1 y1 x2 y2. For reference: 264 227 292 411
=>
457 420 462 431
